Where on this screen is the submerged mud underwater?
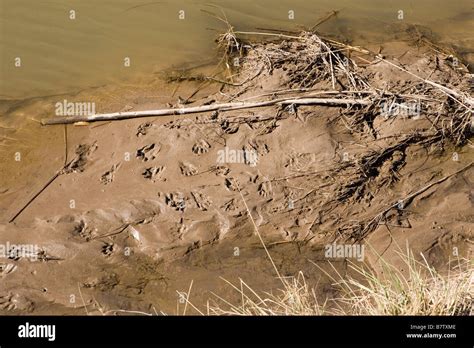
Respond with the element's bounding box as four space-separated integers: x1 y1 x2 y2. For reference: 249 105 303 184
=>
0 3 473 316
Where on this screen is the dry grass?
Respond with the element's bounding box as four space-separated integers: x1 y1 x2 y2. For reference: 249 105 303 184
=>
207 249 472 316
322 250 473 316
202 5 242 71
208 273 326 316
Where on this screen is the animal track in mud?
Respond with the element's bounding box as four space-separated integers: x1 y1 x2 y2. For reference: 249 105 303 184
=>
211 165 230 177
163 119 181 129
142 166 166 181
165 192 187 211
376 150 406 186
136 122 153 137
101 243 114 257
100 163 121 185
224 177 240 191
285 152 317 172
0 293 34 312
64 142 98 174
136 143 160 162
0 263 16 278
179 162 198 176
191 190 212 211
72 220 97 241
220 119 239 134
258 180 273 197
244 138 270 157
83 273 119 291
221 198 238 212
249 174 259 184
192 139 211 155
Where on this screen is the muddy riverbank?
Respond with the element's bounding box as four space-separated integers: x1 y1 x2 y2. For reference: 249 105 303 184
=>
0 25 473 314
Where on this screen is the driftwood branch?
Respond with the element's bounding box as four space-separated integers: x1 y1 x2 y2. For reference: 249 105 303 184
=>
41 97 371 125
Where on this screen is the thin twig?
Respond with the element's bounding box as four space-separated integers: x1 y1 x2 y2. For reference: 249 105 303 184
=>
8 155 78 223
310 10 340 32
77 283 90 315
237 187 283 282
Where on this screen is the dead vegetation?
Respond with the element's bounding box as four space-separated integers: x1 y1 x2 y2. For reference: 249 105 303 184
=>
210 25 472 243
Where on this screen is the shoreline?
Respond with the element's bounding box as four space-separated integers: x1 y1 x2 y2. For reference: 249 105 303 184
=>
0 29 472 315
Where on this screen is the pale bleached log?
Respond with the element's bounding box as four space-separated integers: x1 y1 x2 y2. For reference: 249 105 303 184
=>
41 97 371 125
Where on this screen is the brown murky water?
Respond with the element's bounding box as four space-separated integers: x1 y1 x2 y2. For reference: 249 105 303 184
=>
1 0 473 99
